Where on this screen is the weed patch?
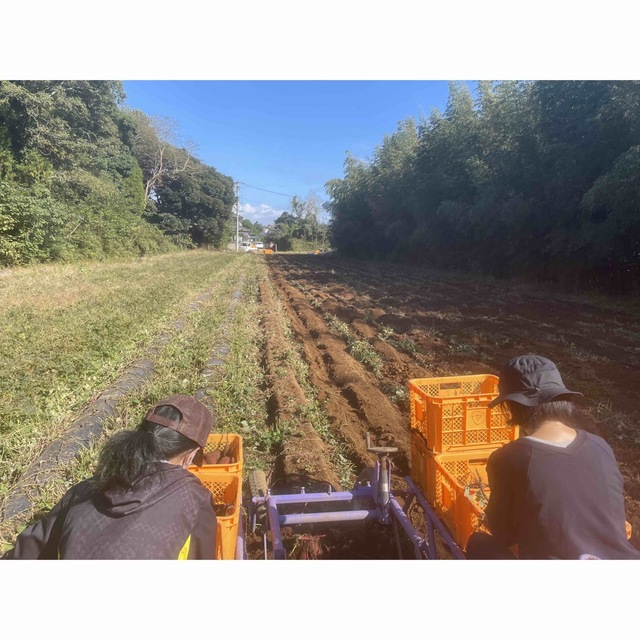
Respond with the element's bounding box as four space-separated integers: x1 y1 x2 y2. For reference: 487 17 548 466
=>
325 313 383 375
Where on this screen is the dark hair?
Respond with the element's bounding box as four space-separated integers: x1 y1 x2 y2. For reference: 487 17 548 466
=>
94 405 199 493
505 399 579 433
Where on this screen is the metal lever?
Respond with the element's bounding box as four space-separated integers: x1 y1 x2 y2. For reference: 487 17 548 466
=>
366 431 398 455
365 432 397 524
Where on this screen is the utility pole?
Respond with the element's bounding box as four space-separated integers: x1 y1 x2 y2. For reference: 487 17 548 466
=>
235 181 240 251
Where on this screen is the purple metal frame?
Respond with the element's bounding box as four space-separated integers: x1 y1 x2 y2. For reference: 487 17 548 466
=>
250 465 466 560
235 507 246 560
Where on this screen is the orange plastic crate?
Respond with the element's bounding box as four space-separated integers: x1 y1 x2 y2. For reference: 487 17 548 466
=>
409 375 518 453
190 433 243 476
437 464 635 551
411 432 493 550
433 454 491 551
188 469 241 560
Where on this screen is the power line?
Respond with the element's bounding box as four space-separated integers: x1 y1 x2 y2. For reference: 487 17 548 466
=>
240 197 288 208
239 181 295 199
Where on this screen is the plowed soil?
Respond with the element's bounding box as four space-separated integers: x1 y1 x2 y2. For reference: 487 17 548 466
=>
256 253 640 557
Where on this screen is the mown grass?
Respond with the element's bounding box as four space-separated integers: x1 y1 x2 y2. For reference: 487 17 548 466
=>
0 253 252 552
0 250 244 493
204 258 271 474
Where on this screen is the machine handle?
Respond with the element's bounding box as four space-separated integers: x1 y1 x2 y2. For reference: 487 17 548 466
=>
366 432 398 455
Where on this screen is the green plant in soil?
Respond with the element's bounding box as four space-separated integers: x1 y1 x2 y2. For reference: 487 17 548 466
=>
324 313 383 376
249 416 294 454
394 336 419 354
385 383 408 408
378 325 394 341
349 339 383 375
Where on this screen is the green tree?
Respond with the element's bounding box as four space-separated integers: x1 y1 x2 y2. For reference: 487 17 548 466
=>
325 80 640 291
126 109 197 200
151 157 235 247
0 81 190 265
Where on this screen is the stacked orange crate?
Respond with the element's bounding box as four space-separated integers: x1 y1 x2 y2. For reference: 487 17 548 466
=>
409 375 518 550
410 375 515 453
188 433 243 559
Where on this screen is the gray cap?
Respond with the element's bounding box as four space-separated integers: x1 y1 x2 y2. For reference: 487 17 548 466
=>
488 355 583 408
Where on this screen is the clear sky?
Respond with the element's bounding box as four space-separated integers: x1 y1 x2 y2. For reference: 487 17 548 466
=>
6 2 631 227
122 81 475 225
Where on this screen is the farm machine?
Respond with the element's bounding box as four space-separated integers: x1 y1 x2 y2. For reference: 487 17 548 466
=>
190 374 519 560
189 373 634 560
247 430 467 560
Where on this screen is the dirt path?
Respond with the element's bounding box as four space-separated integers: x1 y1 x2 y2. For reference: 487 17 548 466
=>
264 254 640 545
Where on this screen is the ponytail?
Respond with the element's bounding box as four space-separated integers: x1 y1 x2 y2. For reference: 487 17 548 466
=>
94 405 199 493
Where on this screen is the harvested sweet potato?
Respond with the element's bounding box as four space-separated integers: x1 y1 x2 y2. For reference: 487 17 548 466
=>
204 450 222 464
222 442 233 457
218 456 231 464
214 503 235 516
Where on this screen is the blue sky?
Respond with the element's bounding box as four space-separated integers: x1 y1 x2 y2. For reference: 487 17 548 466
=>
123 81 476 225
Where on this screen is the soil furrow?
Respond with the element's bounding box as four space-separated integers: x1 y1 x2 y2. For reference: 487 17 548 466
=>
268 266 411 474
266 254 640 541
259 279 341 491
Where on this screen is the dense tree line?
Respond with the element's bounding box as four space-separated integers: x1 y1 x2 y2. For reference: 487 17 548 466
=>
266 195 329 250
0 81 235 266
325 81 640 292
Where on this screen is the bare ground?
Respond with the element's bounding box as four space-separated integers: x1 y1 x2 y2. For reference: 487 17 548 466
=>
255 254 640 556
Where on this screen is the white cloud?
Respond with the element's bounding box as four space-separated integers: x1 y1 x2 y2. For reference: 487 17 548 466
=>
239 202 285 225
241 203 258 216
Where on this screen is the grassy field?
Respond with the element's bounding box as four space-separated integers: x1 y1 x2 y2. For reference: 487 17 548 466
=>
0 252 277 551
0 251 246 495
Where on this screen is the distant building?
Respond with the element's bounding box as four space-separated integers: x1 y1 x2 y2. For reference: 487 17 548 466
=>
235 227 253 242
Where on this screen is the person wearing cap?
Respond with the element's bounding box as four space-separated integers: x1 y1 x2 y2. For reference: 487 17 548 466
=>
2 395 218 560
467 355 640 560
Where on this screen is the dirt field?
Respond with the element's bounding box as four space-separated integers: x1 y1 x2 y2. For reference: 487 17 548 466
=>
4 251 638 560
254 253 640 556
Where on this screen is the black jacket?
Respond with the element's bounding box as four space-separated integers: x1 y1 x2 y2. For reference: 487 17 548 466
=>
2 464 217 559
485 429 640 559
